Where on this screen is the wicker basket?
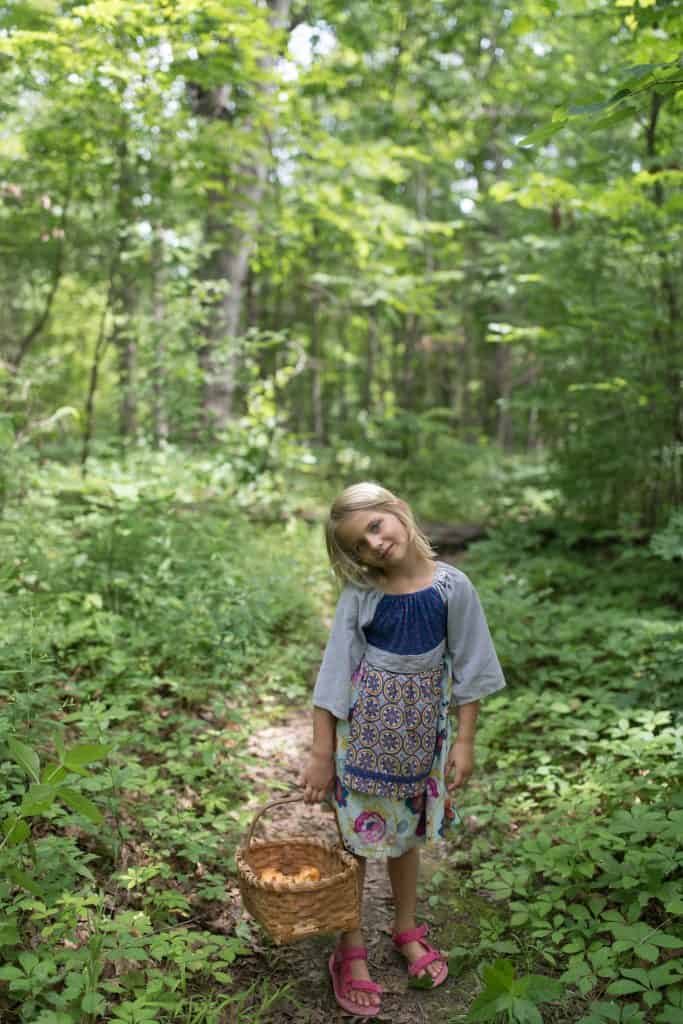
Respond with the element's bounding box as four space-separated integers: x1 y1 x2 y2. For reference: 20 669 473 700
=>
236 795 361 945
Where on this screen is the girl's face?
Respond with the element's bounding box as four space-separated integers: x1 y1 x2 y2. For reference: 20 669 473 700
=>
337 508 410 570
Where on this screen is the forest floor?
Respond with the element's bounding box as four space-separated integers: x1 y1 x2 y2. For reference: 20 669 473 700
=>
232 707 478 1024
4 466 681 1024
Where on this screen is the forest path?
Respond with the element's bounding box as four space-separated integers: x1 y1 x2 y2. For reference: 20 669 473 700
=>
237 708 478 1024
232 545 481 1023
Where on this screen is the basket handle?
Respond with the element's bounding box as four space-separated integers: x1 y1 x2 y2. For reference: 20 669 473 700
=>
242 793 345 850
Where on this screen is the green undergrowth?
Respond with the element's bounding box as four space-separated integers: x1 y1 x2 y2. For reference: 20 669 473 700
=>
430 523 683 1024
2 449 682 1023
0 455 327 1023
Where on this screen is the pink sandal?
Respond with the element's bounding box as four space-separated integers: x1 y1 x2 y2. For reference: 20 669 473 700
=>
392 923 448 988
328 945 383 1018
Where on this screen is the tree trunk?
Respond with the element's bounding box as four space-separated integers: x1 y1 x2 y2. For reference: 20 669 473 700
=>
196 0 291 436
13 199 69 373
198 180 266 432
460 311 479 442
81 276 115 474
151 226 168 448
495 343 513 450
401 314 419 410
310 285 325 443
364 310 378 415
112 137 138 442
645 90 683 521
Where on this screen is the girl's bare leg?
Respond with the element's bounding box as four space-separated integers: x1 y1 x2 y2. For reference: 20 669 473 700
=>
387 847 443 982
337 856 381 1009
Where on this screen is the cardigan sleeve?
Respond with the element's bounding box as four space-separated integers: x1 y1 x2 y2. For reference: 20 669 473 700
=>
446 567 506 707
312 585 367 720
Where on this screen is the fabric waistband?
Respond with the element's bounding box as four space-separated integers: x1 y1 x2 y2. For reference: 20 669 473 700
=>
363 641 446 675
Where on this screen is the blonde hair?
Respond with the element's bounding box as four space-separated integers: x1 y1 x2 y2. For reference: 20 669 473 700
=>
325 481 436 588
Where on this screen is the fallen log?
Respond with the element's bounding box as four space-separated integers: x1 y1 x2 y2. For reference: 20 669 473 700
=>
421 521 488 551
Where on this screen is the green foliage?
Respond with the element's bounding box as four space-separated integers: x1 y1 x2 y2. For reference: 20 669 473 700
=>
467 959 563 1023
1 733 110 904
1 0 680 534
650 510 683 562
0 452 325 1021
440 522 683 1022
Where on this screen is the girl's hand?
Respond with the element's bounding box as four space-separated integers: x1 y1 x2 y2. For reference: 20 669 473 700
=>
299 751 335 804
446 739 475 791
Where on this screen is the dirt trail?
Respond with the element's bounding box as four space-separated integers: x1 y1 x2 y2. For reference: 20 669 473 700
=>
235 705 480 1023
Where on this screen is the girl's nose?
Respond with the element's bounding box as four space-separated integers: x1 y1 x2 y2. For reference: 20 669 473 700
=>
367 533 383 551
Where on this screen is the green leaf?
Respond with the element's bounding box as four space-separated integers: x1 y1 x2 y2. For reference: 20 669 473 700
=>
20 783 56 816
468 961 519 1021
586 105 637 133
524 975 564 1001
657 1010 683 1024
0 920 20 946
607 980 646 995
518 122 567 147
7 868 42 896
408 971 437 989
1 815 30 846
7 738 41 782
58 787 104 824
511 1001 544 1024
63 743 110 769
468 990 512 1022
578 1001 622 1023
485 959 516 993
568 100 612 115
18 951 38 972
81 991 106 1013
42 763 68 785
609 87 632 103
649 964 683 987
621 63 657 81
0 965 24 980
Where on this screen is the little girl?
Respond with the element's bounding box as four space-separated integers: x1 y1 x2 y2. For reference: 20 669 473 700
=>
300 482 506 1017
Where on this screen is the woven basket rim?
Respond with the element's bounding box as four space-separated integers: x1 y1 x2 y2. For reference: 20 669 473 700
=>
236 836 357 893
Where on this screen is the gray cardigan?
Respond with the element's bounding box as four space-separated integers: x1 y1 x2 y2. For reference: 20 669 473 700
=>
312 562 506 720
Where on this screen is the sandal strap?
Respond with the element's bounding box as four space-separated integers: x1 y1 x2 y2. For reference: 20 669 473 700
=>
408 948 443 977
335 954 384 998
347 979 383 994
393 922 428 947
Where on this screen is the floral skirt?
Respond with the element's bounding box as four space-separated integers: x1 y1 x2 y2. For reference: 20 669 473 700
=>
333 658 460 858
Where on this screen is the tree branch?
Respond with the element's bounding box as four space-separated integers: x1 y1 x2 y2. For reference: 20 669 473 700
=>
13 179 73 371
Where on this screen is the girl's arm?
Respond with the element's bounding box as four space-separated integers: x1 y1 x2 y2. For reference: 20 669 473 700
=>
303 584 368 801
446 700 479 790
300 707 337 803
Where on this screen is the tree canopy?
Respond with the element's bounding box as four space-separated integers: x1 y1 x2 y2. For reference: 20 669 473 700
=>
1 0 681 525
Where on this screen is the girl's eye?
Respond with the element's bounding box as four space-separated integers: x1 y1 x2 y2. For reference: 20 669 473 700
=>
353 518 382 554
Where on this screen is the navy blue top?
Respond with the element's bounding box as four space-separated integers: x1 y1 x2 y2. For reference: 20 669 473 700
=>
363 585 447 655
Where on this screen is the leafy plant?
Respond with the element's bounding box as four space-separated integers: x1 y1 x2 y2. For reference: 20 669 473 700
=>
467 959 563 1023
